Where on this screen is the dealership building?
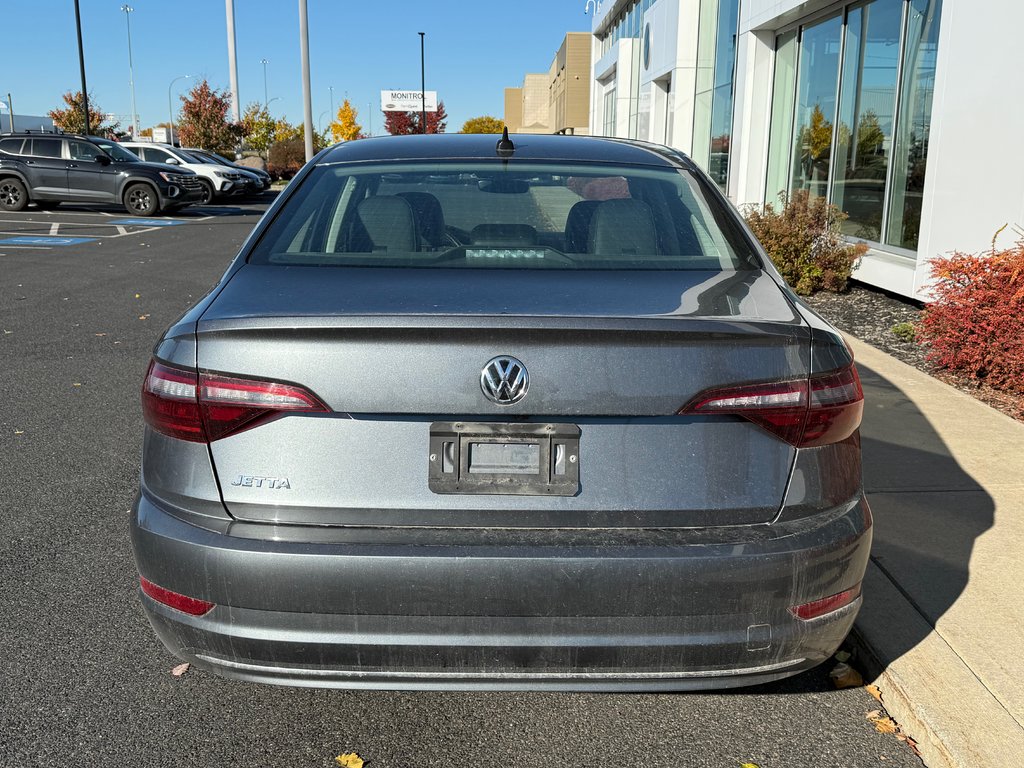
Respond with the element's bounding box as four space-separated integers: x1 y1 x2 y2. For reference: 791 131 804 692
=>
587 0 1022 299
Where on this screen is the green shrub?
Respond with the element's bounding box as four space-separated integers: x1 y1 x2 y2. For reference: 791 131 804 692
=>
744 190 866 295
891 322 916 342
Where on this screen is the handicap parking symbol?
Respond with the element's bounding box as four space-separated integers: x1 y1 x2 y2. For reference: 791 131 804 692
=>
0 236 97 246
110 218 184 227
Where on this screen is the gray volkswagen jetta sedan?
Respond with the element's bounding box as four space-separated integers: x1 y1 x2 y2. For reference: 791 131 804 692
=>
131 133 870 691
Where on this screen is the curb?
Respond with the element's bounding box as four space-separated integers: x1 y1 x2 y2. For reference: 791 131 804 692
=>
851 561 1024 767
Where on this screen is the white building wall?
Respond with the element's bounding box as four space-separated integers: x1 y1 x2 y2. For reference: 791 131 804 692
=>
912 0 1024 295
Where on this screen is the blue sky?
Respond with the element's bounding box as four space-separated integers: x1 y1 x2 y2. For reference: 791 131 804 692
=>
0 0 592 135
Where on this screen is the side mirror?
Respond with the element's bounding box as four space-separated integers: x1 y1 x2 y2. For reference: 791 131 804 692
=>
95 154 112 166
165 158 181 165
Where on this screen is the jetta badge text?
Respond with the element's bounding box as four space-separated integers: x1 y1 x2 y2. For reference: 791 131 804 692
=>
231 475 292 490
480 356 529 405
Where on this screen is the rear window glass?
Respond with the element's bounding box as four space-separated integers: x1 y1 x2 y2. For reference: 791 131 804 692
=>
248 161 759 271
0 138 24 155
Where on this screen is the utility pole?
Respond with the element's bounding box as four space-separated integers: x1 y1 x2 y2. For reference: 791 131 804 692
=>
5 94 14 132
225 0 240 122
419 32 426 134
73 0 90 135
299 0 314 161
121 5 139 137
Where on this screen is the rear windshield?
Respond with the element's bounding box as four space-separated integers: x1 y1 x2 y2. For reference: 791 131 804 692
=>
248 161 759 271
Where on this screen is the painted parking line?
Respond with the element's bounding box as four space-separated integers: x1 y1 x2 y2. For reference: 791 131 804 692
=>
109 218 185 227
0 236 97 246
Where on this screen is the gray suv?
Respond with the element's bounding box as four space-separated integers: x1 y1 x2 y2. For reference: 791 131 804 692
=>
0 132 204 215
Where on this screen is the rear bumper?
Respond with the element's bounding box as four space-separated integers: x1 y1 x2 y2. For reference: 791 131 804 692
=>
130 492 871 691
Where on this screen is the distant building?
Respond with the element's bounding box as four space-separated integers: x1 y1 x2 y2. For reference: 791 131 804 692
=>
0 111 57 133
504 32 592 136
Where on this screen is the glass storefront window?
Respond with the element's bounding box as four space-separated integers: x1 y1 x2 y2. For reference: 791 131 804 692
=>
709 0 740 190
603 88 617 136
766 30 798 202
886 0 941 249
789 14 843 201
766 0 942 254
832 0 903 240
693 0 740 191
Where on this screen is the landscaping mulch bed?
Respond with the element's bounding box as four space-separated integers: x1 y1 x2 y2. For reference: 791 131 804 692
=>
803 284 1024 423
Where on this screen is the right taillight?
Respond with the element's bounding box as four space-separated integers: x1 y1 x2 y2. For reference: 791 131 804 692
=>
142 359 329 443
680 364 863 448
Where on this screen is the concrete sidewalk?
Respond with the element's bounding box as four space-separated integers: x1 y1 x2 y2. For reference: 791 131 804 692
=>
847 336 1024 767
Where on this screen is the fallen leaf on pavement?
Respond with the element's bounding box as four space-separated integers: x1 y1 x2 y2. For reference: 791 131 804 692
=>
865 709 883 720
740 763 760 768
171 662 190 677
335 753 364 768
95 333 107 337
866 684 883 702
834 650 851 662
830 661 864 689
872 717 898 734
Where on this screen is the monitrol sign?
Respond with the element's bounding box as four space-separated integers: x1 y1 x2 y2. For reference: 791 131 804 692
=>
380 90 438 112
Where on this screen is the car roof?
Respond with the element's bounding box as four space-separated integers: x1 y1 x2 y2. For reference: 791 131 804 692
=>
318 133 694 169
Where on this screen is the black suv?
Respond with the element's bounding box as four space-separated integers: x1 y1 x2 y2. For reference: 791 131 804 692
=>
0 132 204 216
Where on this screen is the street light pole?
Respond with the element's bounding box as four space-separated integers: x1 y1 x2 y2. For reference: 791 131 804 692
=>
121 5 139 137
73 0 90 135
329 86 335 121
167 75 191 145
260 58 269 110
298 0 314 161
419 32 426 134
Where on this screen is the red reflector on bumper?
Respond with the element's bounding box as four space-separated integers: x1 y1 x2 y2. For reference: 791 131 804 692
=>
789 583 862 621
140 576 215 616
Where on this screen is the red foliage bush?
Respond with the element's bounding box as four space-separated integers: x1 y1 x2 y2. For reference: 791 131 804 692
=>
918 238 1024 394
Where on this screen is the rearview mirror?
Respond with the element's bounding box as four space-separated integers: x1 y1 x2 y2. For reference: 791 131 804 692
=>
94 155 112 166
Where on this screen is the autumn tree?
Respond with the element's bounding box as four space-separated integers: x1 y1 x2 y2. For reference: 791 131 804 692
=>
426 101 448 134
330 99 363 143
48 91 119 136
177 79 243 152
273 118 303 143
241 102 275 156
460 115 504 134
382 101 448 135
383 110 416 136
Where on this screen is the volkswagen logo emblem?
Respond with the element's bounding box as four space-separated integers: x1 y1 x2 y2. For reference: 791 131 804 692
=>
480 356 529 406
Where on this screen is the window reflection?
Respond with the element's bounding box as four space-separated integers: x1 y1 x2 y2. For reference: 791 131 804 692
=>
832 0 903 241
790 15 843 201
886 0 941 250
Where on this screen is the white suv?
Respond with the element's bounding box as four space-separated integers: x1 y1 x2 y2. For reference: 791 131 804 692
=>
121 142 244 204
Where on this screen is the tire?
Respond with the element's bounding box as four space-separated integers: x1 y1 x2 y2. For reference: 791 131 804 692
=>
197 180 214 205
123 183 160 217
0 177 29 212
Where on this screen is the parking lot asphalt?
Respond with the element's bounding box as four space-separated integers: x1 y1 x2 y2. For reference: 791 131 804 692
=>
0 196 921 768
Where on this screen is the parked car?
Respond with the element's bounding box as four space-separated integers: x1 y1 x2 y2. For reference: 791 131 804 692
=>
0 131 203 215
185 148 272 191
132 133 870 691
120 142 246 204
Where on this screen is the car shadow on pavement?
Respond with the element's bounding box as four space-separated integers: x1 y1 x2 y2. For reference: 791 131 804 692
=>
742 361 992 696
855 363 992 653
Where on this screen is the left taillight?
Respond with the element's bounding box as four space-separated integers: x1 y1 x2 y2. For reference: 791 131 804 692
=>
142 359 329 443
680 364 864 448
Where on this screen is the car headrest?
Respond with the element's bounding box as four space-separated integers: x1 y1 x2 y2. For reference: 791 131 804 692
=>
564 200 600 253
351 196 419 253
588 199 658 258
397 191 446 247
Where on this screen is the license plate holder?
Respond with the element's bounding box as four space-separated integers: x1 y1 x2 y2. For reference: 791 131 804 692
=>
428 422 580 496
